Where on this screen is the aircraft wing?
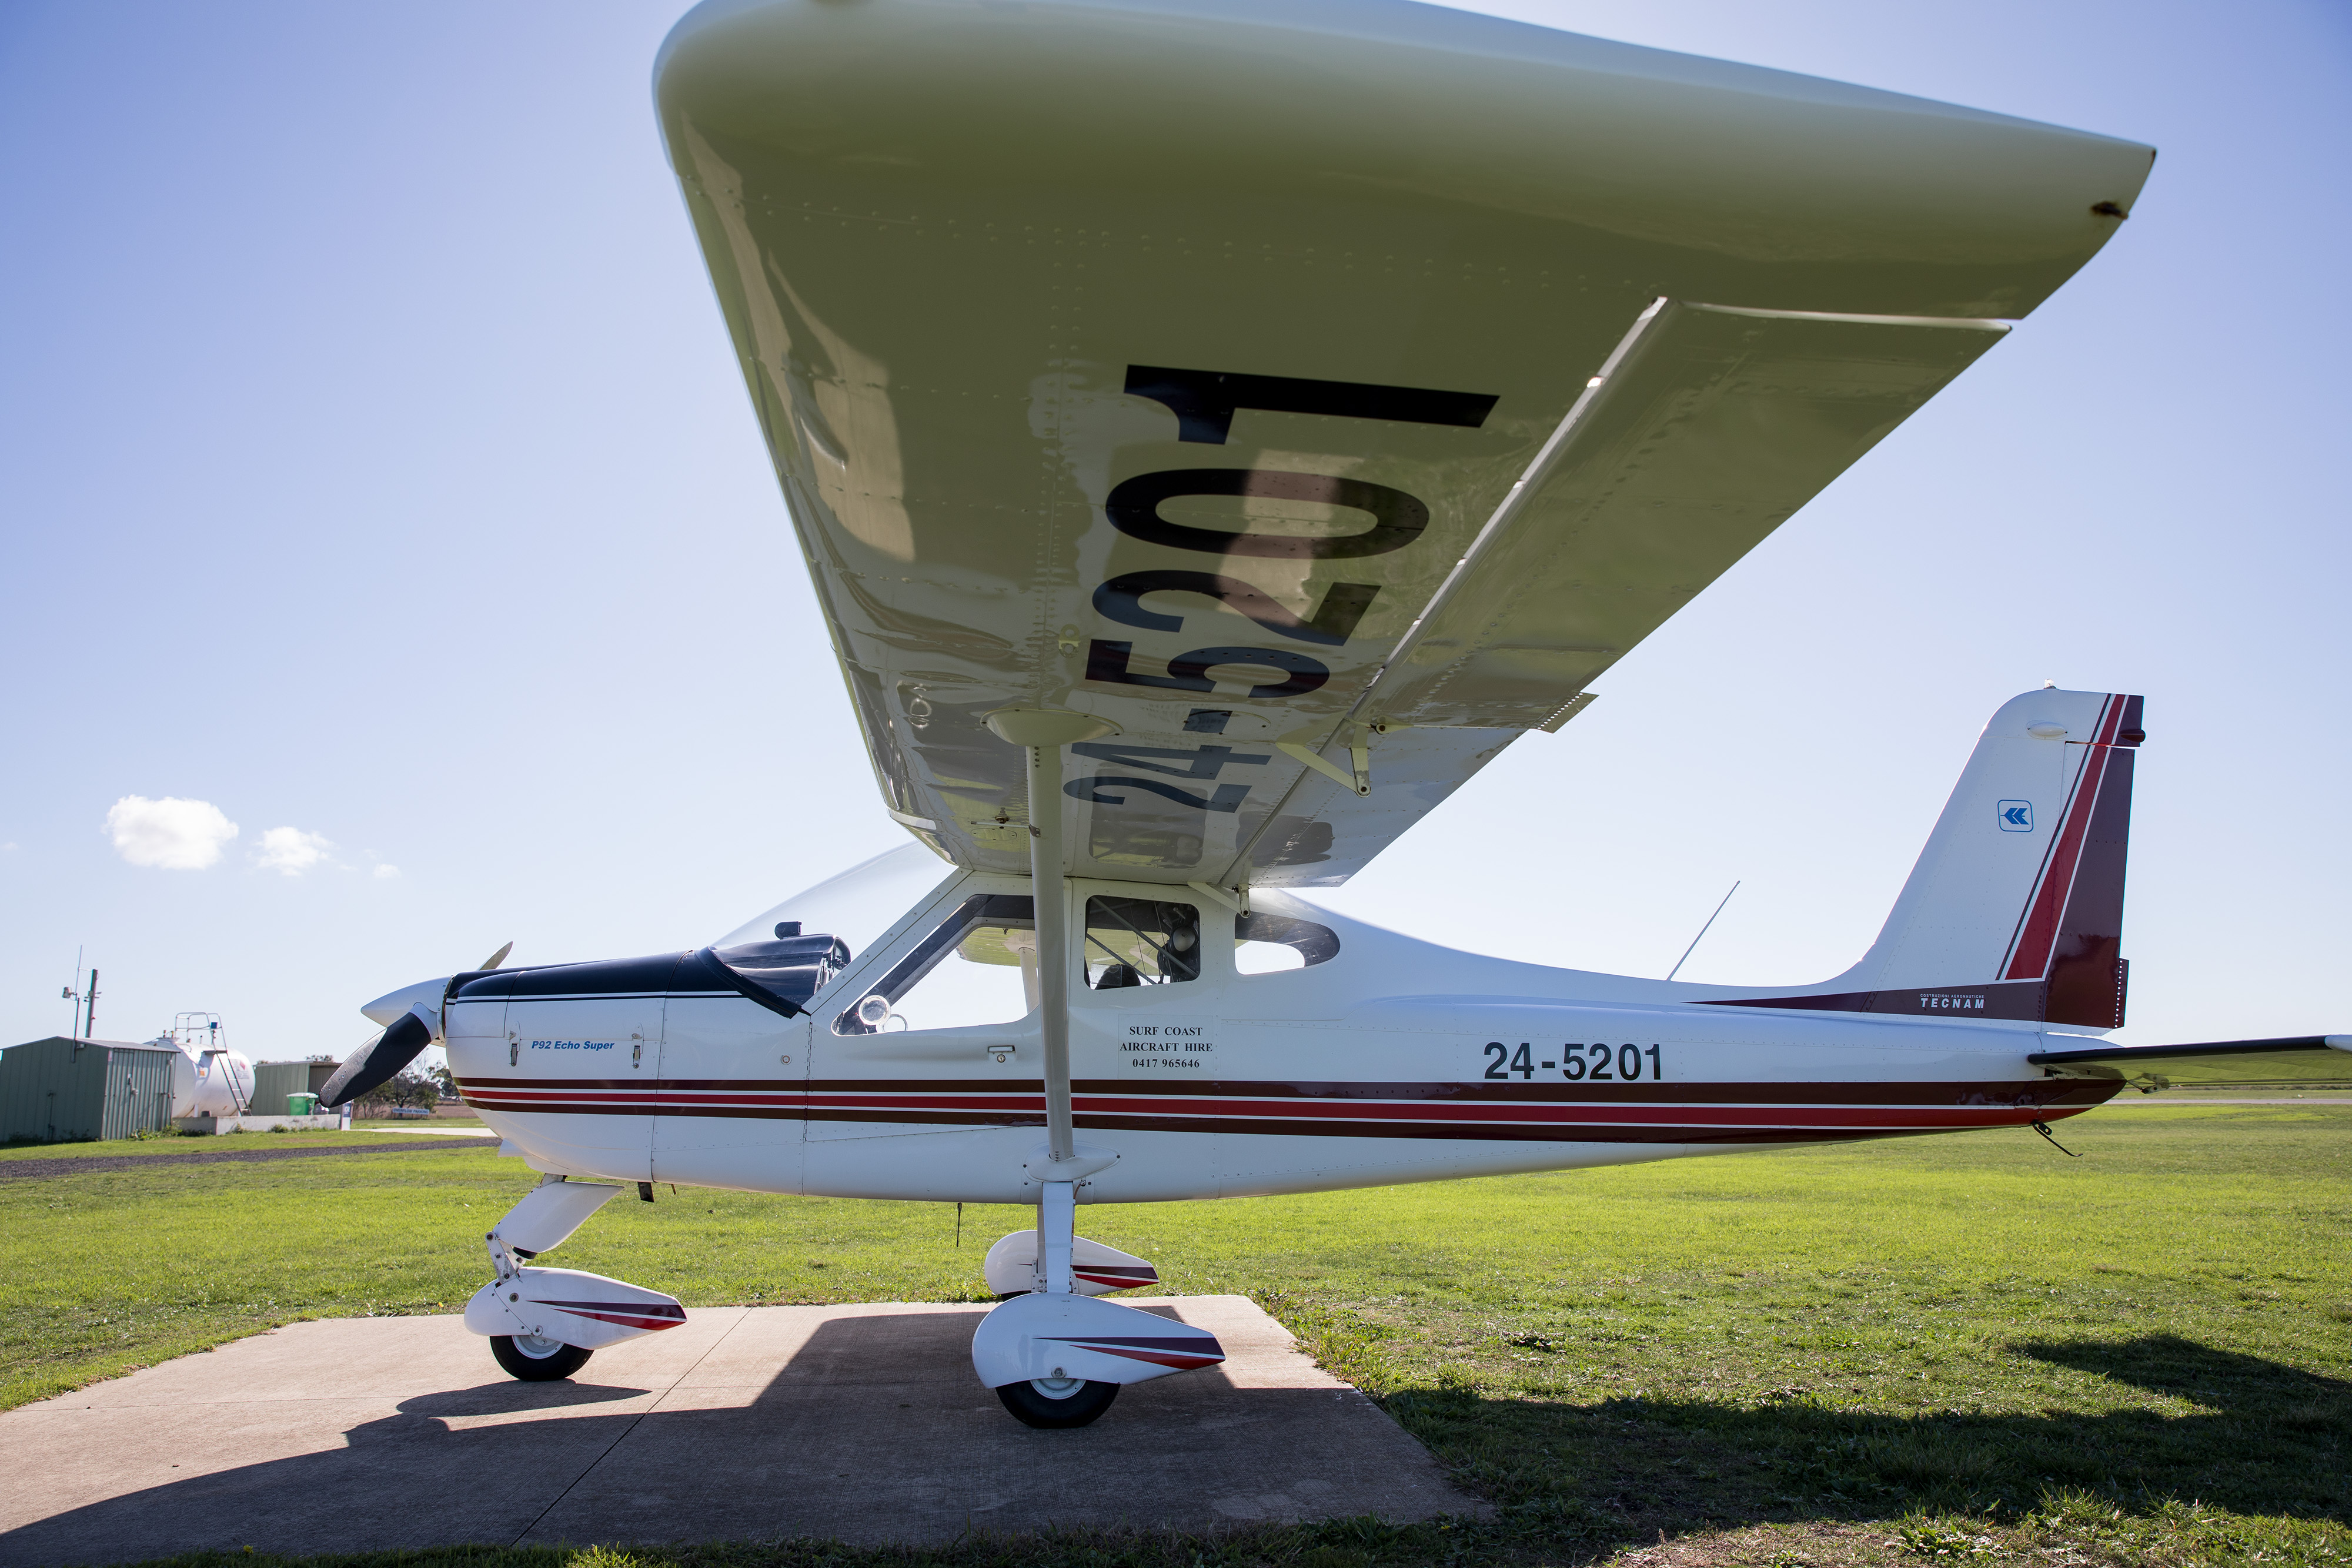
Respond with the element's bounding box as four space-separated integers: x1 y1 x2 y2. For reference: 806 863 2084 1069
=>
2030 1037 2352 1091
656 0 2153 887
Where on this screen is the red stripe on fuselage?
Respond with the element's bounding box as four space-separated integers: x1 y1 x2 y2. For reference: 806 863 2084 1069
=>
462 1076 2117 1144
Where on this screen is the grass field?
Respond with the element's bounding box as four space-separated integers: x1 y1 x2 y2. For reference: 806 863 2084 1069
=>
3 1102 2346 1568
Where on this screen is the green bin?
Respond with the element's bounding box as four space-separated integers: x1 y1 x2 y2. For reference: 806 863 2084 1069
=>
288 1093 318 1116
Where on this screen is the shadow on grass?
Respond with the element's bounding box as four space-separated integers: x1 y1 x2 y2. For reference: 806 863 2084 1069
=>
2016 1332 2352 1423
1379 1333 2350 1547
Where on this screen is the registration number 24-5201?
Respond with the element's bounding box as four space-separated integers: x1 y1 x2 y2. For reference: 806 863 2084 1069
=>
1482 1042 1663 1081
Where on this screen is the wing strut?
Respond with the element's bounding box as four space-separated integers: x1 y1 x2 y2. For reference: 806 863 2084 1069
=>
986 707 1121 1295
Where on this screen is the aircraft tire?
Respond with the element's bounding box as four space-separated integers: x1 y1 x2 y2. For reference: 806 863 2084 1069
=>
994 1378 1119 1428
491 1334 593 1382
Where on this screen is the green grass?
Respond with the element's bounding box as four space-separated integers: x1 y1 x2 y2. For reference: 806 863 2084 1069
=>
0 1128 475 1161
6 1103 2347 1568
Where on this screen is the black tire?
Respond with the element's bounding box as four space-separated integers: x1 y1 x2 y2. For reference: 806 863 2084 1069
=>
491 1334 593 1382
994 1378 1119 1429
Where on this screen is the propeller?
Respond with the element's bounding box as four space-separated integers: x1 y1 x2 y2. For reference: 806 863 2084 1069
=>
322 941 512 1107
319 1013 432 1108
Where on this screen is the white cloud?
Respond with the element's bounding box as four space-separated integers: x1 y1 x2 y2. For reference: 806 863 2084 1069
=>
256 826 335 876
106 796 239 870
373 864 400 879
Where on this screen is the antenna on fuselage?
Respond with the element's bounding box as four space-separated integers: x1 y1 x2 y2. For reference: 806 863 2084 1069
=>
1666 880 1741 982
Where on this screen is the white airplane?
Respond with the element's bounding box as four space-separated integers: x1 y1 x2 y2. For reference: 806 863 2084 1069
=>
325 0 2345 1425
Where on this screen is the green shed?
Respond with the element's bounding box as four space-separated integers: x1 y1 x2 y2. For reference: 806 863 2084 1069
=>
249 1061 310 1117
1 1037 180 1144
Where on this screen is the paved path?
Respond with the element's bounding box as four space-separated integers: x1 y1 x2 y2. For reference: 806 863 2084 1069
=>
0 1138 502 1181
0 1298 1477 1564
349 1125 495 1136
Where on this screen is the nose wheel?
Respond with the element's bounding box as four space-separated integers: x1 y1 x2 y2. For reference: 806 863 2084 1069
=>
491 1333 593 1382
995 1376 1120 1428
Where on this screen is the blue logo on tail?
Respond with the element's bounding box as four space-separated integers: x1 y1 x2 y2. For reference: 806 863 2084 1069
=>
1997 800 2033 832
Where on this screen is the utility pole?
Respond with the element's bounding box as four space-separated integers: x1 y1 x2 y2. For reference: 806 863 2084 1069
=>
83 969 99 1041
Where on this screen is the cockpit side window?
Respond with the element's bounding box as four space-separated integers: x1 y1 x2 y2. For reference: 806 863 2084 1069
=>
834 894 1034 1035
1234 911 1341 974
1084 897 1201 988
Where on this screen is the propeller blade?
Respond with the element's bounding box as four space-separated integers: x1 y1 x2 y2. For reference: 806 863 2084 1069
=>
319 1011 433 1107
479 941 513 971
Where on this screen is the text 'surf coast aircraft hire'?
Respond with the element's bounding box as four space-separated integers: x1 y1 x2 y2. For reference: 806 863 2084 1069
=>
324 0 2345 1425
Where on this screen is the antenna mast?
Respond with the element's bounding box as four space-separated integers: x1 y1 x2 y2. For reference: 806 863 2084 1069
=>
1666 882 1741 983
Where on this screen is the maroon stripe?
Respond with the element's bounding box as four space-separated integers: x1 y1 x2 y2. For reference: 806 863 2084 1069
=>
2005 696 2126 979
1060 1114 2062 1145
1071 1344 1224 1369
550 1307 686 1331
1075 1101 2083 1128
468 1078 2110 1108
470 1092 2107 1125
466 1076 810 1091
466 1101 2110 1142
537 1298 685 1318
2001 694 2117 972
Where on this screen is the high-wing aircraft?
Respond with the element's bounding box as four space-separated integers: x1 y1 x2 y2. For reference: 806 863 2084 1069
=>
325 0 2345 1426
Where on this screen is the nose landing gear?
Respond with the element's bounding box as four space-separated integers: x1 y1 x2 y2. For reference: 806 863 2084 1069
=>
466 1176 685 1382
490 1333 594 1382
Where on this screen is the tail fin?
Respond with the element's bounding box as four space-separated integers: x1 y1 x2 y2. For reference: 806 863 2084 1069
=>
1714 688 2142 1027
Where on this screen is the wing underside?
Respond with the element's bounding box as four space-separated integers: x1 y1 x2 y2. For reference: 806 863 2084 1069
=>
657 0 2153 885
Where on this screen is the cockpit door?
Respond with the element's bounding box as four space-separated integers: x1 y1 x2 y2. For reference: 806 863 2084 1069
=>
804 878 1041 1155
1068 887 1224 1198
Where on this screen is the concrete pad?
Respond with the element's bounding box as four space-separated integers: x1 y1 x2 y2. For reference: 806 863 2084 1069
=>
0 1298 1479 1565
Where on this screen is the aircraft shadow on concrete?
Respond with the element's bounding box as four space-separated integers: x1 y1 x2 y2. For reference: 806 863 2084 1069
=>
0 1306 1454 1567
1377 1333 2349 1538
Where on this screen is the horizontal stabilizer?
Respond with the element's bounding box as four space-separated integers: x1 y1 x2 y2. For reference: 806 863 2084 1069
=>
2030 1035 2352 1090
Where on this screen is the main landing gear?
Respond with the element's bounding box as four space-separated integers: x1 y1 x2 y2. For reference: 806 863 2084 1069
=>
975 1222 1171 1426
968 1176 1226 1429
465 1175 686 1382
968 710 1230 1427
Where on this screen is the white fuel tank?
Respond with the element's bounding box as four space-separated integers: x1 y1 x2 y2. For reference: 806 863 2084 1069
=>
167 1047 254 1119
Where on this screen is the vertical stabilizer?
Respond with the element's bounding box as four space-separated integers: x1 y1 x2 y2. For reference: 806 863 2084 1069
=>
1712 688 2141 1027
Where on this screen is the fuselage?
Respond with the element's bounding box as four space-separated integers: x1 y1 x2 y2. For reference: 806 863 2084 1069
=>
445 864 2117 1202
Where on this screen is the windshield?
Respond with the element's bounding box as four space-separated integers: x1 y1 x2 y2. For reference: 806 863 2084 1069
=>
712 844 957 988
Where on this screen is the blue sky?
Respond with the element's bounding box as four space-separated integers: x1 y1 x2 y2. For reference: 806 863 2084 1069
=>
2 0 2346 1063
